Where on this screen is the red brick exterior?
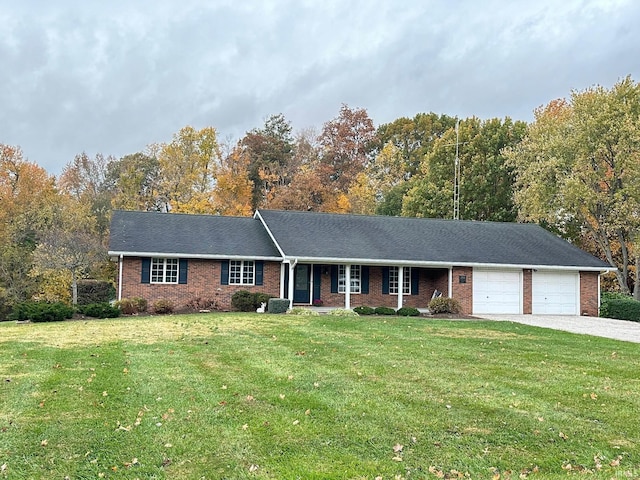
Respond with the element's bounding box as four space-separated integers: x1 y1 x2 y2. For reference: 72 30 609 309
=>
523 269 532 314
451 266 473 315
315 266 449 309
117 257 602 316
580 271 599 316
117 257 281 311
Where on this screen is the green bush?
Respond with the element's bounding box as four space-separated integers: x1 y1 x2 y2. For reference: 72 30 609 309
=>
268 298 290 314
116 297 148 315
254 293 273 309
428 297 461 314
600 293 640 322
8 301 74 323
77 303 121 319
397 307 420 317
152 299 174 314
374 306 396 316
353 306 375 315
77 280 116 305
231 290 257 312
231 291 274 312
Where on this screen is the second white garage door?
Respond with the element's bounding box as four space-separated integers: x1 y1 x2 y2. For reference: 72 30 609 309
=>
473 269 522 314
532 271 579 315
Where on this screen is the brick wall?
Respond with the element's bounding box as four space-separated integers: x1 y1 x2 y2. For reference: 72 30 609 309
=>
316 266 449 309
118 257 281 311
451 266 473 314
580 271 599 316
523 269 532 314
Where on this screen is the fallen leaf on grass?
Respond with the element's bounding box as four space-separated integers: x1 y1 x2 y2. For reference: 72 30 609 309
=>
249 464 259 472
610 455 622 467
40 439 48 447
392 456 403 462
559 431 568 440
393 443 403 453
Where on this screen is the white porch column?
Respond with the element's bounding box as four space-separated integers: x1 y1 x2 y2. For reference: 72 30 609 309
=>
397 266 404 310
279 263 286 299
288 262 296 309
345 264 351 310
448 267 453 297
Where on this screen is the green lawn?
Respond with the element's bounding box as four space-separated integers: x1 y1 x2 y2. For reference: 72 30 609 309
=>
1 314 639 479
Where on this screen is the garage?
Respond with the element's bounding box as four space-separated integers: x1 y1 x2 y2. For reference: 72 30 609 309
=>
532 271 579 315
473 269 522 314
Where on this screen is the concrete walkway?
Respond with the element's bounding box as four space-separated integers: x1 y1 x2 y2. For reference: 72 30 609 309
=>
474 314 640 344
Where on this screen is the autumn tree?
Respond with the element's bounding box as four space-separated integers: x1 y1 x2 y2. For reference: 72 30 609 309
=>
0 145 60 308
506 77 640 296
318 104 377 199
402 117 525 221
369 113 457 215
31 198 104 305
211 145 253 216
105 152 162 211
58 152 114 238
241 114 295 209
157 125 220 213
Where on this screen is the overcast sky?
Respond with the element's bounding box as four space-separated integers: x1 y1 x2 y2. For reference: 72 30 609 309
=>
2 0 639 175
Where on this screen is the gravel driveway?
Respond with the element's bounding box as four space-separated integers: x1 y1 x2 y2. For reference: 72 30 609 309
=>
473 314 640 343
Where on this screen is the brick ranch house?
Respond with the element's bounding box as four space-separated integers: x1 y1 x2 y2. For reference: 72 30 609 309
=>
108 209 611 316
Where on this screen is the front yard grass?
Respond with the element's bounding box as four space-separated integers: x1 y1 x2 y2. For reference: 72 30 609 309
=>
1 313 639 479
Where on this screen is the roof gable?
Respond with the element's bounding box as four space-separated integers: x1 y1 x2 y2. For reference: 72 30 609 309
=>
108 210 281 259
256 209 609 269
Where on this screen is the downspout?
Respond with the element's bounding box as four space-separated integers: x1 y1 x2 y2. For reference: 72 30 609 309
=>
345 264 351 310
118 254 123 301
397 266 404 310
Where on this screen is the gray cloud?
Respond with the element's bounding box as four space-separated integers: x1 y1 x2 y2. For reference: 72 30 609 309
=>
1 0 639 174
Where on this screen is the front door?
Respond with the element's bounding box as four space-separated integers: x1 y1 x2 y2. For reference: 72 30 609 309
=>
293 264 311 304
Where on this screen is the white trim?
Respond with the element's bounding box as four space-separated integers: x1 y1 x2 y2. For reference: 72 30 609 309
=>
448 267 453 297
345 264 351 310
108 251 283 262
397 266 404 310
253 210 287 258
275 256 611 272
279 263 286 299
118 254 123 301
228 260 256 286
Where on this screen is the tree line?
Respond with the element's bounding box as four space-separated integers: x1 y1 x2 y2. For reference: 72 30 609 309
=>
1 77 639 311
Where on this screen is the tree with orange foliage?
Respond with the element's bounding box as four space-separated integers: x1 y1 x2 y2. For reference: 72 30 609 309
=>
507 77 640 297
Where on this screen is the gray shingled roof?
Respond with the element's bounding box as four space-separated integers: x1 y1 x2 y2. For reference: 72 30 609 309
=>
108 210 281 259
256 209 610 269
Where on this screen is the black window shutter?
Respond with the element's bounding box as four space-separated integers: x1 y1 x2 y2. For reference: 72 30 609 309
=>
178 259 188 284
313 265 322 301
330 265 338 293
284 267 289 299
382 267 389 294
361 266 369 294
411 268 419 295
255 261 264 285
141 258 151 284
220 260 229 285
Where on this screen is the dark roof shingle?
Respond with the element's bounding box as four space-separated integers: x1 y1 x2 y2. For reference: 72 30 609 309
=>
108 210 281 259
256 209 609 269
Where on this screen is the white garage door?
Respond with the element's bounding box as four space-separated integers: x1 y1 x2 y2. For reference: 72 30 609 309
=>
473 269 522 314
532 271 579 315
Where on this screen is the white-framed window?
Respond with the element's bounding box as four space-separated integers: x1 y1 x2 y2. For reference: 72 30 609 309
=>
389 266 411 294
151 258 179 284
230 260 255 285
338 265 361 294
